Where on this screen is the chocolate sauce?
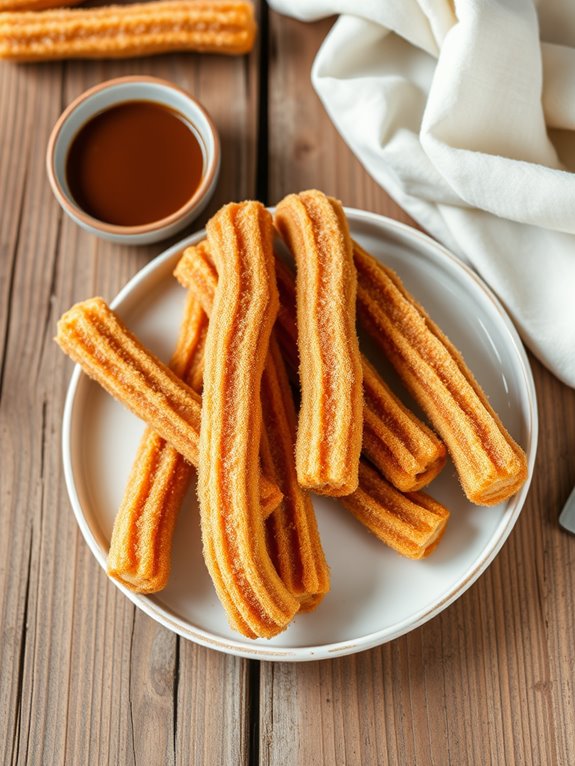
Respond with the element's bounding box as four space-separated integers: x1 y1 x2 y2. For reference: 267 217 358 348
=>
66 101 204 227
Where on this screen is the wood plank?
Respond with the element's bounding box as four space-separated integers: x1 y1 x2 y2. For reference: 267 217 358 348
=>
263 11 575 766
0 61 68 766
175 645 250 766
266 14 416 221
0 34 259 763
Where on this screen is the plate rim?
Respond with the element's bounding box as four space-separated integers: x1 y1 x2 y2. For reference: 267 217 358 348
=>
61 208 538 662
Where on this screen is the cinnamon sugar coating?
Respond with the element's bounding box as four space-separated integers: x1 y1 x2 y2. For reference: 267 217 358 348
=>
275 191 364 496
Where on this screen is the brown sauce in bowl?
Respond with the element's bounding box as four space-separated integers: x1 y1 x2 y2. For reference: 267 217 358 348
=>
66 101 204 227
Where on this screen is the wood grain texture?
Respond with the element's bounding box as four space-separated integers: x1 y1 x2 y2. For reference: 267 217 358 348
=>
0 26 260 765
1 6 574 766
263 10 575 766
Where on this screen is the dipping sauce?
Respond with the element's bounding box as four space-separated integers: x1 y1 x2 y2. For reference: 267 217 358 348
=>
66 101 204 227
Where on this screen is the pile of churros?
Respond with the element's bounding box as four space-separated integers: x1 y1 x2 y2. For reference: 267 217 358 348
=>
0 0 256 62
55 190 528 639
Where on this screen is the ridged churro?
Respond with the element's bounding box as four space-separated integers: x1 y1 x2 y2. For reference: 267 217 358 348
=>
0 0 81 11
55 297 282 515
176 243 447 493
361 360 446 492
107 293 207 594
174 241 450 561
275 190 363 496
353 241 528 506
0 0 256 62
270 257 300 378
175 241 217 314
198 201 299 638
341 462 450 559
273 256 447 493
174 241 218 314
261 339 330 609
175 244 330 608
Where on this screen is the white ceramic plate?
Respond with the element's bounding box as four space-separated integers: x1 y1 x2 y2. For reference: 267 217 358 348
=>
62 209 538 661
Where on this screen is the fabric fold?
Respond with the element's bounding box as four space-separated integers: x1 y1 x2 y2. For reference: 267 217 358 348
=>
269 0 575 386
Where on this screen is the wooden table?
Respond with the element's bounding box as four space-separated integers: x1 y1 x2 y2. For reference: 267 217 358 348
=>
2 6 574 764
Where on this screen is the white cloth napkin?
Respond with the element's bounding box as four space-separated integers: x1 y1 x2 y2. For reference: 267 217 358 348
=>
267 0 575 387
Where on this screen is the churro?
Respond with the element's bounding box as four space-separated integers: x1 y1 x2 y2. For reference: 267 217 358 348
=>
261 339 330 609
55 297 282 514
174 240 450 561
198 201 299 638
175 245 330 608
274 190 363 496
341 462 450 559
353 241 528 505
0 0 256 62
272 256 447 492
0 0 80 10
176 243 447 492
107 293 207 594
175 241 217 315
361 359 446 492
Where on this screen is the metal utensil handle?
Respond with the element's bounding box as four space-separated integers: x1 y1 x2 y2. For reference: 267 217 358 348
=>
559 484 575 534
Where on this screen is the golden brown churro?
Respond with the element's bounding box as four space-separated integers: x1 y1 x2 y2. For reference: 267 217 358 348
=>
272 256 447 492
360 359 446 492
0 0 256 62
55 297 282 515
353 241 528 506
341 462 450 559
176 243 447 493
275 191 363 496
0 0 80 11
198 201 299 638
261 339 330 609
174 242 449 560
175 245 330 608
107 293 207 594
174 242 218 313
